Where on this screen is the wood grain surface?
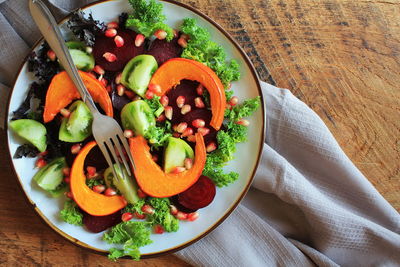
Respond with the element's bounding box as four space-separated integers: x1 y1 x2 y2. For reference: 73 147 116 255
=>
1 0 399 265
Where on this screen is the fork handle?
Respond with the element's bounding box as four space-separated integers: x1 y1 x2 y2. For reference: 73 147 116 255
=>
29 0 100 115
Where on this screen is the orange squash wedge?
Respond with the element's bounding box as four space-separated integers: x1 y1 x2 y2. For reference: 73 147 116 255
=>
129 133 206 198
149 58 226 130
70 141 127 216
43 70 113 123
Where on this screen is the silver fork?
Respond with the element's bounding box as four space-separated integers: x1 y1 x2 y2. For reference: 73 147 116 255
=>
29 0 135 180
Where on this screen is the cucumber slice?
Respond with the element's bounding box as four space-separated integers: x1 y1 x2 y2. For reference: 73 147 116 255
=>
104 164 140 204
9 119 47 152
120 100 155 136
33 157 67 191
163 137 194 173
59 100 93 142
69 49 95 71
121 55 158 97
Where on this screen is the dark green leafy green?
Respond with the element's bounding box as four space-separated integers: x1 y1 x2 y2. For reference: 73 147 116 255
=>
123 199 146 215
180 18 240 87
147 198 179 232
103 221 152 261
60 200 83 226
126 0 173 40
86 178 104 188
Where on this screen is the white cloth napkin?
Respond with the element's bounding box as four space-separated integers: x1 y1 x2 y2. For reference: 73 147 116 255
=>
1 1 399 266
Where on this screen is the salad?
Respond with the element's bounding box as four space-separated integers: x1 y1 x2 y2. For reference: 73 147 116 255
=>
9 0 260 261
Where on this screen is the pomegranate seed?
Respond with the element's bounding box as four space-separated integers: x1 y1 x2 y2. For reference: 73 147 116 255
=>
153 224 165 234
60 108 71 118
65 191 73 199
176 122 188 133
35 158 47 168
104 188 117 196
152 154 159 162
236 119 250 126
71 144 81 154
107 21 119 29
181 104 191 115
196 84 204 95
160 95 169 107
176 96 185 108
226 103 232 110
133 212 146 219
114 35 124 47
93 185 106 194
87 72 97 79
105 28 117 37
85 46 93 54
184 158 193 169
180 33 190 40
103 52 117 62
135 34 145 47
172 166 186 174
187 212 199 222
173 29 179 38
192 119 205 128
38 150 48 157
47 50 56 61
115 72 122 84
170 205 178 215
194 97 205 108
122 212 133 222
86 166 97 177
117 84 126 96
227 83 232 90
156 114 166 122
148 83 162 94
63 177 70 183
141 204 155 215
181 127 193 137
124 129 134 138
175 211 188 220
198 127 210 136
229 96 239 106
187 135 196 142
137 188 148 198
62 167 71 177
93 65 105 75
206 142 217 152
178 37 187 48
145 90 154 99
106 85 112 93
125 90 135 99
164 106 173 120
98 76 108 87
133 95 141 101
172 132 181 138
154 29 167 40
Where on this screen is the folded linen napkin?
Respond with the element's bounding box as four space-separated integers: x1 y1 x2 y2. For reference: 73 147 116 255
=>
1 1 399 266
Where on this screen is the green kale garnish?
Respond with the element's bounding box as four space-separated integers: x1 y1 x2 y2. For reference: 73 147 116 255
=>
180 18 241 88
86 178 104 188
60 200 83 226
126 0 173 40
103 221 152 261
147 198 179 232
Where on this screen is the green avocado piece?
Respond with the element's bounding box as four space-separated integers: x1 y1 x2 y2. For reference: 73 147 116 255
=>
69 49 95 71
120 100 155 136
163 137 194 173
121 55 158 97
9 119 47 152
104 164 140 204
33 157 66 191
59 100 93 142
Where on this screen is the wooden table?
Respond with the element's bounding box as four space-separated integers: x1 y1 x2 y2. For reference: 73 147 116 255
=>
1 0 399 265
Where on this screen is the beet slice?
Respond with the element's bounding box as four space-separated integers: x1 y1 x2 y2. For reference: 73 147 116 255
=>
147 37 183 66
93 29 145 72
177 175 216 210
83 210 122 233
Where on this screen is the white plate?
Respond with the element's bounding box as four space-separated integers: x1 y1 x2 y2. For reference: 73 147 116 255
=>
6 0 265 258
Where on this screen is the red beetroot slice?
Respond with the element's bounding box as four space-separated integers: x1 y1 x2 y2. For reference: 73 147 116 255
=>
83 210 122 233
147 37 183 66
93 29 145 72
177 175 216 210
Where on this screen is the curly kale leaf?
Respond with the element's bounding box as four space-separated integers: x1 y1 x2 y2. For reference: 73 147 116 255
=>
60 200 83 226
126 0 173 40
67 10 106 46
